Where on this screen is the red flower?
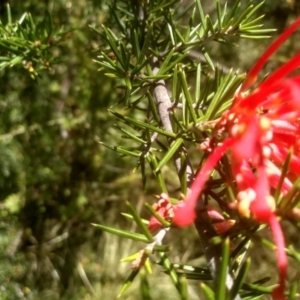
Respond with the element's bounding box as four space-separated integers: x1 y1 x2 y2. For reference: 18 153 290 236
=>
174 17 300 299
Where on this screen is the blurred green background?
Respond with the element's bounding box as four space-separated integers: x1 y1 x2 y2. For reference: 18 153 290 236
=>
0 0 299 299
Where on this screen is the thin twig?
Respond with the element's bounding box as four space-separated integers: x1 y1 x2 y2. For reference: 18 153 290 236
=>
152 56 193 179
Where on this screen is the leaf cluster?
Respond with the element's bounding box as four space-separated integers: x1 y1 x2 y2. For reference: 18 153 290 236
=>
0 4 62 78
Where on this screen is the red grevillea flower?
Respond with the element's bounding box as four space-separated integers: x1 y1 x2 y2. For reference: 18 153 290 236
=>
173 17 300 299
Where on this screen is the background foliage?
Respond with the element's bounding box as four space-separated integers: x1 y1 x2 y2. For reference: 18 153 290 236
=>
0 0 299 299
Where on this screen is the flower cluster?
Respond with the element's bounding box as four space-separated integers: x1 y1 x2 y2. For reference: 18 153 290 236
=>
152 18 300 300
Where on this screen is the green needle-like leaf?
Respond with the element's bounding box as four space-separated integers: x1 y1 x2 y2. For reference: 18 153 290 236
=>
196 0 207 32
153 244 171 252
118 269 140 298
6 4 12 25
200 45 215 71
206 15 215 35
278 177 300 212
137 27 152 66
288 273 300 300
132 29 141 58
126 201 154 242
117 126 146 144
121 251 140 262
121 212 149 225
157 52 188 76
147 91 160 122
155 138 184 172
287 245 300 265
158 253 183 295
179 152 188 195
157 48 176 75
229 258 251 300
216 0 222 31
242 14 265 28
99 141 141 157
205 70 241 120
146 153 168 193
231 3 254 29
179 276 188 300
242 295 265 300
109 111 176 138
171 109 186 133
91 223 149 243
216 237 230 300
195 63 201 104
240 34 272 40
175 28 185 44
167 23 176 46
241 1 265 24
102 25 124 69
179 69 197 124
143 74 172 80
140 271 152 300
172 64 179 103
145 202 171 228
242 282 274 293
230 228 256 262
27 13 36 36
200 282 215 300
172 264 212 280
9 56 23 66
274 149 292 202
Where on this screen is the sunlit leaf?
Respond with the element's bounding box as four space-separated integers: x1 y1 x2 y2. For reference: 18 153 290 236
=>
91 223 149 243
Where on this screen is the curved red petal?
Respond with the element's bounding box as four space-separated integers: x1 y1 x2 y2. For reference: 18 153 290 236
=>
241 17 300 91
232 118 259 161
173 138 234 227
269 215 287 300
258 52 300 91
250 166 272 222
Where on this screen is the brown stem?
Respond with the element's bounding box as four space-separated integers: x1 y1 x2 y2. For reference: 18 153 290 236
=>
152 56 193 178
